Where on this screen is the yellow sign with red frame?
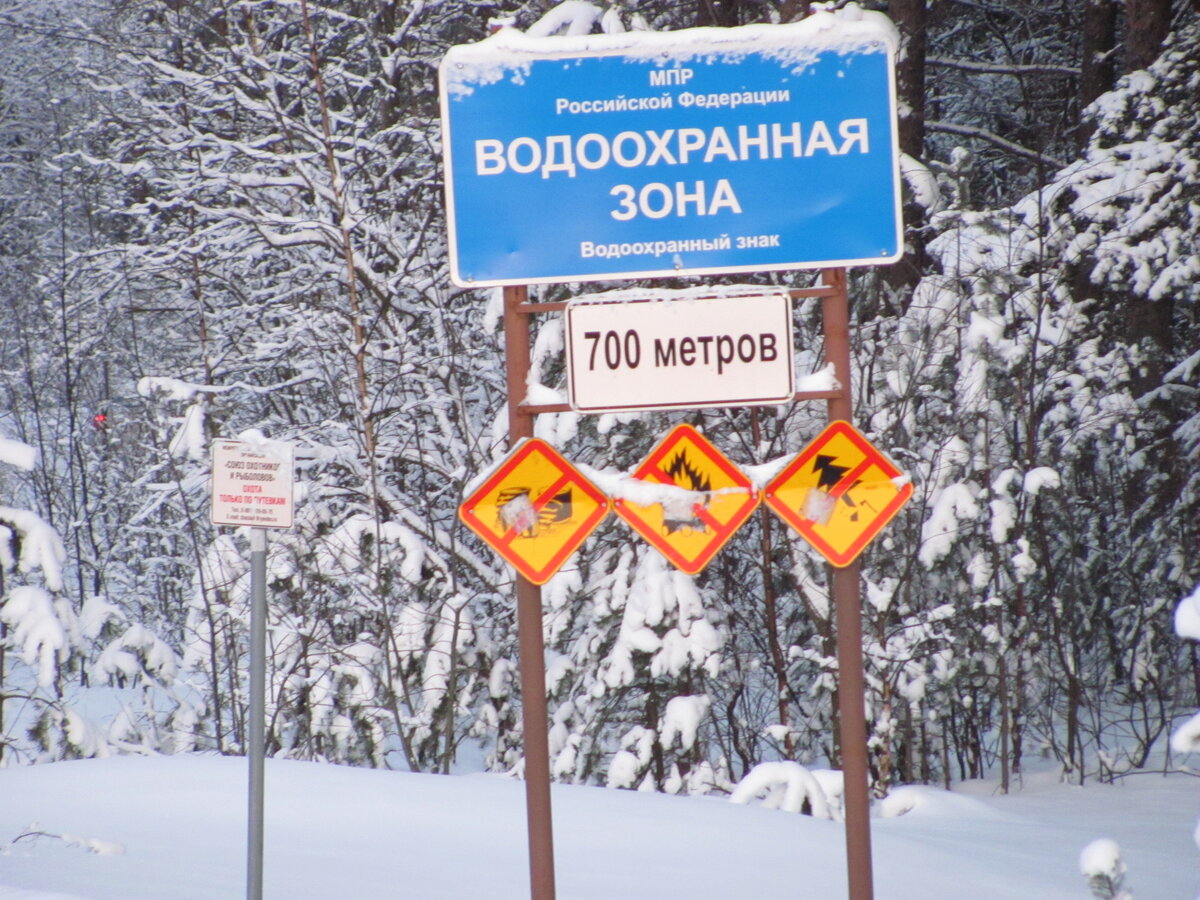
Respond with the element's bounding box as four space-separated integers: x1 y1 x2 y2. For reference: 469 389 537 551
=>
459 439 609 585
614 424 758 575
763 420 912 567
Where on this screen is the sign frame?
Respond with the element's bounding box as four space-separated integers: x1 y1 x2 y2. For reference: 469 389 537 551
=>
439 19 902 287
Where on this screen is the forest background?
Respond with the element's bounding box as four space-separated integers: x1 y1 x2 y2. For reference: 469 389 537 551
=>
1 0 1198 804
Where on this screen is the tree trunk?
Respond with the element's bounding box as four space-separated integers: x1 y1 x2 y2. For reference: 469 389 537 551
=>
1078 0 1119 146
0 568 5 764
882 0 928 298
1193 644 1200 707
1125 0 1173 72
752 410 794 758
875 681 893 794
647 690 664 787
694 0 757 27
998 654 1011 794
901 702 915 784
1066 668 1083 784
891 0 927 160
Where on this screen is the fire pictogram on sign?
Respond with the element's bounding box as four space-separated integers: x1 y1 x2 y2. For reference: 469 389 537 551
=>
763 420 912 567
614 424 758 575
459 439 609 585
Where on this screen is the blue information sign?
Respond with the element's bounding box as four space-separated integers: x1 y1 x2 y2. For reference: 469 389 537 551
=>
439 20 902 286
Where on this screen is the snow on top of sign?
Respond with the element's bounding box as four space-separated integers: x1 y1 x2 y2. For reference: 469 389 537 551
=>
797 362 838 393
233 428 294 461
441 4 897 92
577 461 753 509
567 283 789 305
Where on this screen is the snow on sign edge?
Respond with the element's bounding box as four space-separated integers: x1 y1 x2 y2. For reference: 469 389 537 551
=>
440 6 900 91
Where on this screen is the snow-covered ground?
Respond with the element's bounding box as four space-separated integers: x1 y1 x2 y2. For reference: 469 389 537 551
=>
0 755 1195 899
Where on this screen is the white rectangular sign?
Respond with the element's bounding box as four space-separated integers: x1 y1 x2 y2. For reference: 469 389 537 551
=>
565 293 794 413
211 440 295 529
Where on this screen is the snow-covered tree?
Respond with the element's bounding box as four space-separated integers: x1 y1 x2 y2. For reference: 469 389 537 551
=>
856 9 1199 788
0 433 71 762
0 0 1195 803
71 0 525 768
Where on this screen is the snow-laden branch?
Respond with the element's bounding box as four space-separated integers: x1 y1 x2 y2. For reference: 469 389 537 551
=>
525 0 603 37
0 436 37 471
927 56 1080 77
729 761 840 820
927 120 1065 170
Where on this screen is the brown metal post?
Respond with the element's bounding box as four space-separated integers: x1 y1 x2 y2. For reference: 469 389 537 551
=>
822 268 874 900
502 285 557 900
504 286 536 442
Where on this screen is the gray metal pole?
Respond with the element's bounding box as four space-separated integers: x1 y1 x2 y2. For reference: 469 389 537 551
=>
247 527 267 900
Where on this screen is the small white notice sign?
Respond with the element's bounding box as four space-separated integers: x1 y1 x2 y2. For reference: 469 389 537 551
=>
565 293 794 414
210 439 294 529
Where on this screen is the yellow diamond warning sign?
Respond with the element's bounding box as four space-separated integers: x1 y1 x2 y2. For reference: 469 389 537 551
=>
459 439 609 585
614 424 758 575
764 420 912 567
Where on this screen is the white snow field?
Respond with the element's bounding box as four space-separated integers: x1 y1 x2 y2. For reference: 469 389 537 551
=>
0 754 1196 899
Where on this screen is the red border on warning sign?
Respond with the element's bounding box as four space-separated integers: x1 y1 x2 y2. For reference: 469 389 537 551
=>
764 420 912 567
459 439 609 585
614 424 759 575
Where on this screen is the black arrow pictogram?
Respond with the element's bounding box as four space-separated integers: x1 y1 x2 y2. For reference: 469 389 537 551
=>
813 454 850 490
811 455 864 521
